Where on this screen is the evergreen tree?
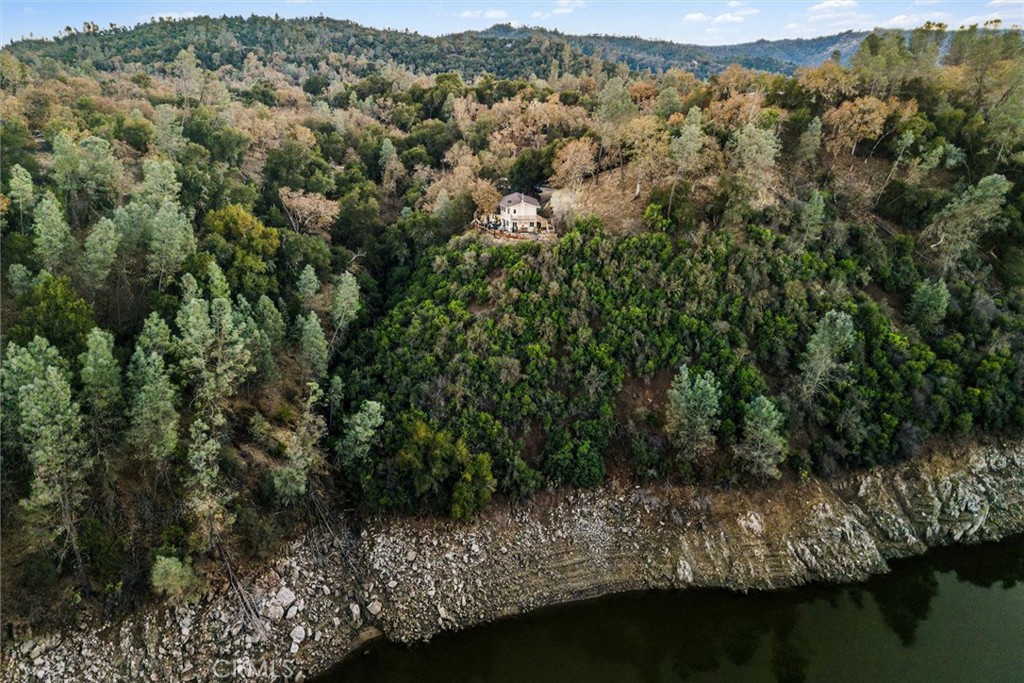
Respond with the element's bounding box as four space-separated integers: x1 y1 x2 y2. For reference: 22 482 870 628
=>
82 217 121 292
909 279 950 332
272 383 326 504
255 295 287 352
799 189 826 246
296 264 320 310
329 271 360 349
79 327 123 449
665 364 721 468
8 163 34 230
921 174 1011 275
738 396 787 481
298 311 329 381
174 269 253 426
795 116 822 169
799 310 856 404
32 192 76 274
148 201 195 290
18 364 91 589
137 312 174 356
127 347 179 470
1 337 66 452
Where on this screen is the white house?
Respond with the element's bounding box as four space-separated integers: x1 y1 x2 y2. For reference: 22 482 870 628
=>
497 192 548 233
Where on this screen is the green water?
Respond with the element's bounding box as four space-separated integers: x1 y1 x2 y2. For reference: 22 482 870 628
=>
322 536 1024 683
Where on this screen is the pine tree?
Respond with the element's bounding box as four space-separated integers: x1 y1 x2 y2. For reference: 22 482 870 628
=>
921 174 1011 275
140 158 182 207
152 105 187 159
18 364 91 589
127 347 179 470
665 364 722 468
33 192 76 274
795 116 822 169
148 201 195 290
298 311 329 381
184 418 228 548
8 163 35 230
328 271 360 350
175 269 253 426
338 400 384 471
1 337 67 452
255 295 287 352
799 190 826 246
730 122 780 205
138 312 174 356
272 383 326 504
296 264 320 310
79 328 123 449
909 279 950 332
82 217 121 292
799 310 856 404
738 396 787 481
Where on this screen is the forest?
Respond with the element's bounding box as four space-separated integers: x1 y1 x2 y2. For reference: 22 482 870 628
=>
0 16 1022 626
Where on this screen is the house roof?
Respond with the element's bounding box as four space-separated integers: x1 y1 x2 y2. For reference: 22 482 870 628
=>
499 192 540 208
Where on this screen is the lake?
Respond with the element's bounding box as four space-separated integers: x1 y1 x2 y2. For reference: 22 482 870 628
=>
320 535 1024 682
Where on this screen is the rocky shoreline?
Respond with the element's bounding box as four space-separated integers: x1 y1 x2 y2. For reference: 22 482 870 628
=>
3 441 1023 682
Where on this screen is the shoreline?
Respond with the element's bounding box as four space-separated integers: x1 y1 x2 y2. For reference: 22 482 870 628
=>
3 440 1023 681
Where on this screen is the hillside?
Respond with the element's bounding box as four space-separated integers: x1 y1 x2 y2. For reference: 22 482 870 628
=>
3 15 866 81
478 24 869 77
1 15 1022 641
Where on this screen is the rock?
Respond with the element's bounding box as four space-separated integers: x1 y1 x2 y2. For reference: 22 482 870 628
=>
275 587 296 608
349 603 361 624
290 626 306 644
387 580 398 588
406 550 418 562
286 605 298 620
367 599 383 616
265 603 284 623
676 558 693 583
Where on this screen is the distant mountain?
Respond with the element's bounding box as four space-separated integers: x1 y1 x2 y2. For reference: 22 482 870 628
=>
3 15 865 80
475 25 869 77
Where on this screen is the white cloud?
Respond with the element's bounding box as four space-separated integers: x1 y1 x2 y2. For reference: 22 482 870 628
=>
685 12 711 21
459 8 508 19
726 0 746 6
807 10 865 22
809 0 858 11
986 0 1023 6
881 12 951 28
553 0 586 14
711 7 759 22
532 11 549 19
914 0 944 5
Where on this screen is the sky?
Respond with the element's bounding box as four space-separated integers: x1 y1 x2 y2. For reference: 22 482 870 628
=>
2 0 1022 46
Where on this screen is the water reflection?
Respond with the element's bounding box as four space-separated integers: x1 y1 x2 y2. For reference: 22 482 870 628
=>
321 535 1024 683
